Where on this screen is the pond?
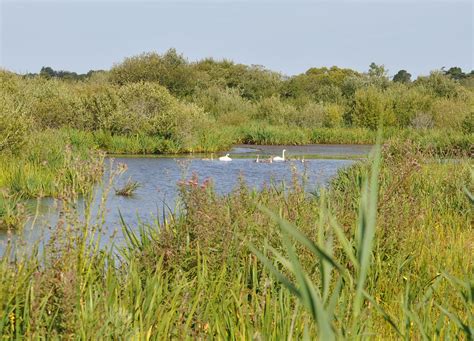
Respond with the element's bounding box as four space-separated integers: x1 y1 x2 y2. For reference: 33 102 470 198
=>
0 144 372 252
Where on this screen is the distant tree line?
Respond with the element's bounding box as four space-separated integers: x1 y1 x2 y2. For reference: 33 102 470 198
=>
24 66 105 81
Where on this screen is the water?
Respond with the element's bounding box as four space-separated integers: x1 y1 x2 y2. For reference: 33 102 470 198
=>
0 144 371 251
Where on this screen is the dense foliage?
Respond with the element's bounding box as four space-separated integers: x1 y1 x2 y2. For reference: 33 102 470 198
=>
1 49 473 157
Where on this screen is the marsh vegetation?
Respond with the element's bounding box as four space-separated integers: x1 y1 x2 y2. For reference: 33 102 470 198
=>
0 51 472 338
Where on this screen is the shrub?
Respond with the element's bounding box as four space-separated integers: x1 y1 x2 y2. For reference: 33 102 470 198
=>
0 93 31 153
110 82 209 148
193 86 256 125
429 98 471 130
255 96 297 125
461 111 474 134
289 102 325 127
322 103 344 128
314 84 345 104
386 83 433 127
109 82 175 135
352 86 396 129
415 71 468 99
109 49 198 97
341 74 370 98
74 83 120 131
410 112 434 129
20 77 77 129
0 69 21 94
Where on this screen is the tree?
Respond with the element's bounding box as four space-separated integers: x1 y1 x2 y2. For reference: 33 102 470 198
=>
415 71 465 99
393 69 411 83
368 62 388 79
39 66 91 81
367 62 389 88
39 66 55 79
109 49 199 97
443 67 465 80
281 66 360 101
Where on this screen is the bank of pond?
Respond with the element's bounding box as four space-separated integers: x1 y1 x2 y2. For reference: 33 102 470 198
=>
1 144 371 250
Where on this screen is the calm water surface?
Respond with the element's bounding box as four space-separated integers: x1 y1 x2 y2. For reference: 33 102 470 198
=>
0 145 371 251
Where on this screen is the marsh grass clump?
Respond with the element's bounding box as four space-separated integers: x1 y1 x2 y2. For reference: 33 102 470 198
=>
115 178 141 196
0 130 105 230
0 192 27 230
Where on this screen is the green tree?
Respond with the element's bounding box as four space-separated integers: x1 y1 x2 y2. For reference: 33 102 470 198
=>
194 59 283 100
415 71 467 99
39 66 55 79
367 62 389 88
282 66 360 101
393 70 411 83
443 67 465 80
110 49 198 97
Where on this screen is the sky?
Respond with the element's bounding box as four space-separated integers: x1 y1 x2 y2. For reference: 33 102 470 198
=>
0 0 472 77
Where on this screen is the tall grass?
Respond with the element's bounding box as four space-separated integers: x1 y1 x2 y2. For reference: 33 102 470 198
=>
0 140 472 338
0 129 104 229
237 125 472 157
251 141 383 339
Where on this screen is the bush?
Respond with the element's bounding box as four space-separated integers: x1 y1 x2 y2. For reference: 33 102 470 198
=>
0 93 31 153
386 83 433 127
461 111 474 134
0 69 21 94
193 86 256 125
312 84 344 104
415 71 468 99
109 49 198 97
352 86 396 129
255 96 297 125
20 77 78 129
110 82 176 136
109 82 209 148
290 102 325 127
410 112 434 129
74 83 120 131
429 98 471 130
323 103 345 128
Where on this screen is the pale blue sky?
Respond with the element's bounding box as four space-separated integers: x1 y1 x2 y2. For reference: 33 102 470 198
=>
1 0 472 77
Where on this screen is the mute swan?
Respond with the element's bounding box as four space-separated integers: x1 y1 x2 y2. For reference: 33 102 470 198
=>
219 153 232 162
260 156 273 164
255 155 260 163
273 149 286 162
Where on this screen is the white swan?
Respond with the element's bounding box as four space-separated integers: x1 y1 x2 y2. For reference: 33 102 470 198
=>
255 155 260 163
273 149 286 162
219 153 232 162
